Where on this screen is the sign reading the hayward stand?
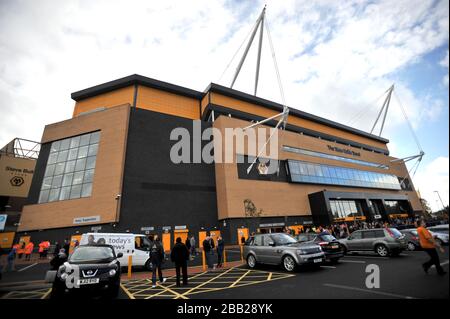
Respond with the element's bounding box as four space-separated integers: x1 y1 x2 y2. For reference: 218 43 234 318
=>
141 226 155 231
0 214 7 231
175 225 187 230
73 215 101 225
327 145 361 157
259 222 285 227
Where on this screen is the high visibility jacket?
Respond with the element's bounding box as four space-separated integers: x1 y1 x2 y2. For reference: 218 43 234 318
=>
25 242 34 254
38 242 45 253
17 243 26 254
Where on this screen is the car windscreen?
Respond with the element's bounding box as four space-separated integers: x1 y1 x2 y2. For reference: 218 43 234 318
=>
318 234 336 242
430 228 449 234
297 234 310 242
69 246 115 262
270 233 297 245
389 228 403 238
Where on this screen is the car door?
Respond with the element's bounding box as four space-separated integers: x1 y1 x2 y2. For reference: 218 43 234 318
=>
347 231 363 250
259 234 275 264
251 235 264 262
361 230 376 251
266 234 285 265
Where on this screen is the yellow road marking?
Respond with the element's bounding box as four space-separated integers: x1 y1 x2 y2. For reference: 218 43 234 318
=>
178 267 236 298
120 283 136 299
230 270 251 287
41 288 52 299
267 272 272 281
143 271 208 299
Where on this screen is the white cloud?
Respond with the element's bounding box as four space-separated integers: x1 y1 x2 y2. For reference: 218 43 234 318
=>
414 156 449 212
0 0 448 160
440 49 449 86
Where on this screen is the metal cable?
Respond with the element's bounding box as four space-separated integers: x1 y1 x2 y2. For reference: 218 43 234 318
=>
393 91 423 152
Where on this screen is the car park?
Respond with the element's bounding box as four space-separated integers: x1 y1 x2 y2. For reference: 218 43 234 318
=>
50 244 122 298
338 228 407 257
296 233 344 263
244 233 325 272
429 230 449 246
400 229 421 251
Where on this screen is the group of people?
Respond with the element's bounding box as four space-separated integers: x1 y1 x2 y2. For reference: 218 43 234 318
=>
145 233 225 288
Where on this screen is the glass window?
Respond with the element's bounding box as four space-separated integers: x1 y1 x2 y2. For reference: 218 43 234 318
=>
80 134 90 146
77 145 89 159
38 132 100 203
54 162 65 176
59 186 71 200
81 183 92 198
68 148 78 161
70 136 80 149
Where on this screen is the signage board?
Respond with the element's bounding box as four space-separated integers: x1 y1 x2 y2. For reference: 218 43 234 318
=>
0 214 7 231
73 215 101 225
0 155 36 198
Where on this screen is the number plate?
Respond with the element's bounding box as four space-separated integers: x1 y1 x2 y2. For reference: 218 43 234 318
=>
331 245 339 249
77 278 100 285
313 258 322 263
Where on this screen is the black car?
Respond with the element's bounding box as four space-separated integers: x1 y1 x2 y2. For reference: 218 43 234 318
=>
297 233 344 263
51 244 122 298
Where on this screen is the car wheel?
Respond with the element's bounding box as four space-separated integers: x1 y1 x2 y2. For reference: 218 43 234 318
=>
375 244 389 257
342 246 348 255
282 255 297 272
246 254 257 269
407 242 416 251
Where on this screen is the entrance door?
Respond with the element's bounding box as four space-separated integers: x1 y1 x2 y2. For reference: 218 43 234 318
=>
198 231 207 249
162 232 171 253
237 228 249 245
174 230 189 245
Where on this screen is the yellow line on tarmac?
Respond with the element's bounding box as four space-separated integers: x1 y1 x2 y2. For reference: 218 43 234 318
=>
145 271 208 299
41 288 52 299
155 282 189 299
120 283 136 299
230 270 251 287
267 272 272 281
179 267 235 298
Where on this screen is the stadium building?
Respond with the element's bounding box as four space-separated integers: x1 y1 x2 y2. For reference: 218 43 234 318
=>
16 74 423 249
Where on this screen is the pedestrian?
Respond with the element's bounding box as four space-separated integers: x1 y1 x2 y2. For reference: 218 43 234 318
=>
6 247 16 272
240 236 246 245
25 241 34 261
170 237 189 287
185 236 191 258
416 220 446 276
50 249 68 271
203 236 214 270
43 240 51 258
17 241 25 259
189 235 196 257
216 236 225 268
149 235 166 288
53 241 61 257
63 239 70 256
38 241 45 259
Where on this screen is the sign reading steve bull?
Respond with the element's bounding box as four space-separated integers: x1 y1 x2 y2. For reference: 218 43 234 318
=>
0 155 36 197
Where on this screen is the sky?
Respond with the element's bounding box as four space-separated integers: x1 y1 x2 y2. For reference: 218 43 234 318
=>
0 0 448 211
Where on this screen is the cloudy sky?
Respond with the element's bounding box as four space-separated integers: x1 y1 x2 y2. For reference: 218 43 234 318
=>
0 0 448 211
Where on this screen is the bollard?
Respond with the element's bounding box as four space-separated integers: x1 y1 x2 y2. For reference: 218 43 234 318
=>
240 244 244 263
202 249 206 271
223 249 227 267
127 255 132 279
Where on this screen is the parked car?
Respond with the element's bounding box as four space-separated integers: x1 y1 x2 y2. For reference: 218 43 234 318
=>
338 228 407 257
428 224 449 234
400 229 420 251
296 233 344 263
51 244 122 298
429 230 449 246
244 233 325 272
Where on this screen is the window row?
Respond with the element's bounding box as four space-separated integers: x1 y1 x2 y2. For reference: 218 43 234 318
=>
50 131 100 153
330 200 364 219
287 160 401 190
48 143 98 165
283 146 389 169
42 169 94 190
39 183 93 203
44 156 96 177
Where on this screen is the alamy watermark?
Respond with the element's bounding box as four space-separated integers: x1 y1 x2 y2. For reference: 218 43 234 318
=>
169 120 280 173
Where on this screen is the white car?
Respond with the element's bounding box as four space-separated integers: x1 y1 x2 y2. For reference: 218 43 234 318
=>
429 227 449 246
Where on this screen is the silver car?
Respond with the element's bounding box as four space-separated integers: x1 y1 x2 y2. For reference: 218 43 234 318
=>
428 225 449 246
243 233 325 272
339 228 407 257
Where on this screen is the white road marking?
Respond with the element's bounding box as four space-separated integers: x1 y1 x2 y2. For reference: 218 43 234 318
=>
17 263 38 272
320 265 337 269
344 255 389 260
323 283 417 299
340 260 366 264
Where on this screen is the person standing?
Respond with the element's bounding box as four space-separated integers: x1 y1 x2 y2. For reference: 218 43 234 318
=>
189 235 196 257
185 236 191 258
149 235 166 288
53 241 61 257
417 220 446 276
63 239 70 256
17 241 25 259
170 237 189 287
216 236 225 268
38 241 45 259
202 236 214 270
24 241 34 261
